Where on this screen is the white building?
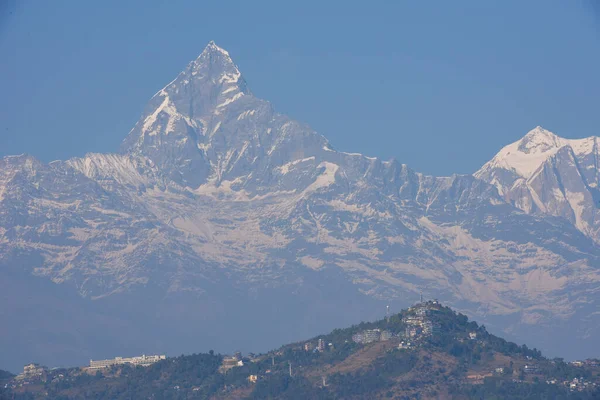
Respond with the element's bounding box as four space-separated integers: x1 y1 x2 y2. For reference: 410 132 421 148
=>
89 354 166 369
317 338 325 352
362 329 381 343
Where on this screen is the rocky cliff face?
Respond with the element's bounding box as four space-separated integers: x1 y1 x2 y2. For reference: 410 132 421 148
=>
1 42 599 371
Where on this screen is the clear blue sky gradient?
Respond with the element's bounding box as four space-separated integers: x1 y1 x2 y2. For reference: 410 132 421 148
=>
1 1 599 175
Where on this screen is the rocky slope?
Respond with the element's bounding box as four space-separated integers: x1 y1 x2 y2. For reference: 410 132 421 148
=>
1 42 599 371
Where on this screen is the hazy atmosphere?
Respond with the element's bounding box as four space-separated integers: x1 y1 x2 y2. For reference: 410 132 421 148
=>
2 2 600 399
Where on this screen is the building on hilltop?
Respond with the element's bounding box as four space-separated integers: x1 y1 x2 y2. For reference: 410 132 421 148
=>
570 360 583 367
403 315 425 325
409 299 442 314
219 356 244 373
15 363 48 381
352 329 380 344
363 329 381 343
89 354 166 370
584 359 599 367
405 326 420 338
422 320 440 335
422 320 434 334
403 309 439 339
317 338 325 352
352 329 392 344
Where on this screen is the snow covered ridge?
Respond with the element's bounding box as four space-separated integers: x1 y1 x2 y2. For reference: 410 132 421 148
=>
475 126 600 239
476 126 600 179
1 41 600 369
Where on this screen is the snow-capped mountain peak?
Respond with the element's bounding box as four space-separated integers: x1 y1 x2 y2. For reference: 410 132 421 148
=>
475 126 600 241
477 126 567 180
517 126 565 155
3 42 600 370
189 40 247 91
118 42 261 186
477 127 599 180
203 40 232 57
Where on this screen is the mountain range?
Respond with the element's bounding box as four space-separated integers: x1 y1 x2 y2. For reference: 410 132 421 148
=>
1 42 599 372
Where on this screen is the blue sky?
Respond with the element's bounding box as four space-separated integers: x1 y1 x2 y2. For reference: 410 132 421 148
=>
1 1 599 175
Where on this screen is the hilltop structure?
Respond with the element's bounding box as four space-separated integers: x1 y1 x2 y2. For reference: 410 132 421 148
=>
88 354 165 369
352 328 393 344
14 364 47 382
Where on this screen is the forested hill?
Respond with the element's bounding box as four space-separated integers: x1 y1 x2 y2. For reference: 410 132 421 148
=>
5 302 600 399
1 369 15 399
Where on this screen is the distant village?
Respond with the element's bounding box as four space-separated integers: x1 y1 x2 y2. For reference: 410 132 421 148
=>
219 300 600 392
347 300 442 350
6 354 166 390
5 300 600 394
